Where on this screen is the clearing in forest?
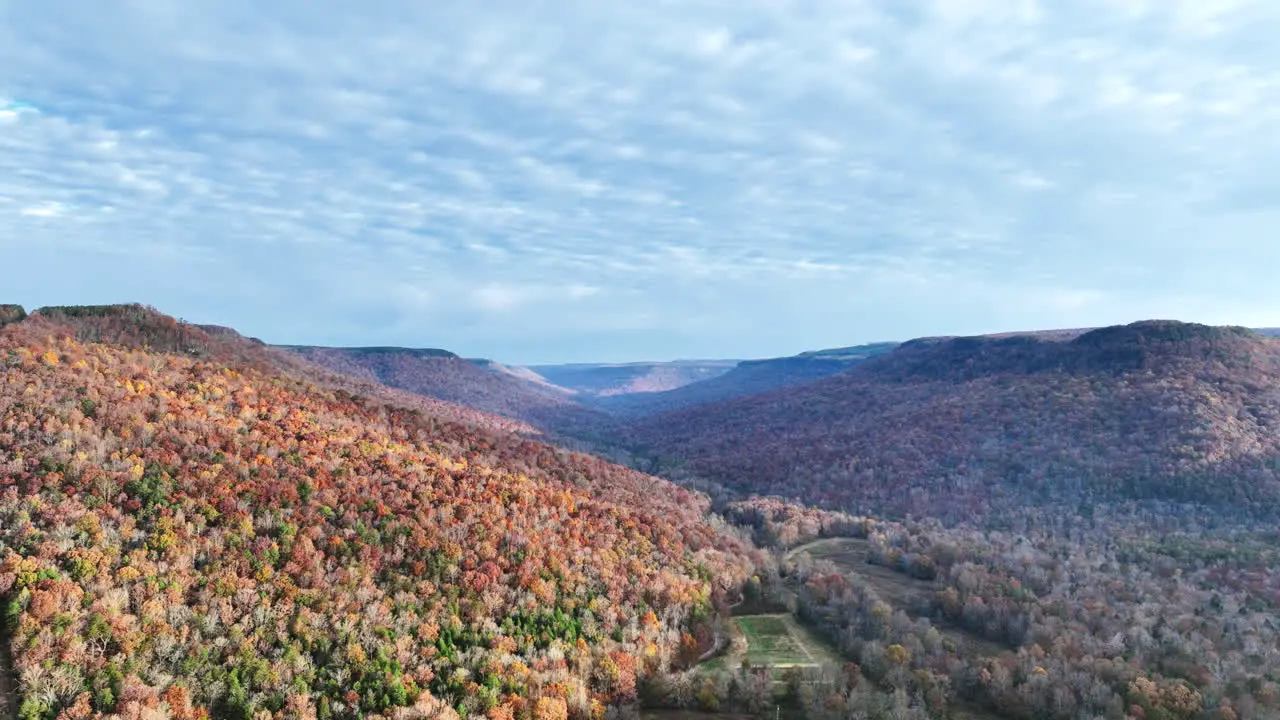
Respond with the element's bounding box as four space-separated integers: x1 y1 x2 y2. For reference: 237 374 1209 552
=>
738 614 841 669
703 612 843 679
787 537 1009 659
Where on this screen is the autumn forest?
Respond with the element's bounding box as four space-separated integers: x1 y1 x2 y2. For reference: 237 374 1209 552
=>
3 305 1280 720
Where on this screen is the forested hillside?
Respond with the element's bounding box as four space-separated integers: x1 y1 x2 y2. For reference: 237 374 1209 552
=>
716 497 1280 720
626 321 1280 520
278 346 606 434
0 314 756 720
21 306 541 437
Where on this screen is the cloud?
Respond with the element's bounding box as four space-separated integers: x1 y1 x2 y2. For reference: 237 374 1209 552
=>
0 98 40 122
19 202 64 217
1 0 1279 362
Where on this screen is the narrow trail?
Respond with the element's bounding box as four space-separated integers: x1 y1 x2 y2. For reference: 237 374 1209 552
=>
0 625 16 720
782 619 818 664
786 537 1011 659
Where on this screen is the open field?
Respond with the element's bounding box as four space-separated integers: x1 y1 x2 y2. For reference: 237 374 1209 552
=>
695 611 1005 720
701 612 843 683
737 614 842 670
788 537 1010 659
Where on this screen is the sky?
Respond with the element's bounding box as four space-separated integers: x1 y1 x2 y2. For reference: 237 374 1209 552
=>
2 1 1279 364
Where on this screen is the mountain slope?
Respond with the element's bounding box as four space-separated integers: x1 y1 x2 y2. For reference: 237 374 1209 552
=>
593 342 898 416
626 321 1280 519
21 304 541 436
280 345 608 432
0 314 753 720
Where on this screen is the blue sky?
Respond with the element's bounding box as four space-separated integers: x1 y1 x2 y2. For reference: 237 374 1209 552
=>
2 1 1279 364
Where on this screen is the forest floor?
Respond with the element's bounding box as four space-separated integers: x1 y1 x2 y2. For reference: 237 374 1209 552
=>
0 624 15 720
787 538 1009 659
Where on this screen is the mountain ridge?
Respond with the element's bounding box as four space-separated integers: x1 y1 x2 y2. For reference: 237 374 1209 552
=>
526 360 739 398
10 304 546 436
279 344 608 434
624 320 1280 520
589 341 898 416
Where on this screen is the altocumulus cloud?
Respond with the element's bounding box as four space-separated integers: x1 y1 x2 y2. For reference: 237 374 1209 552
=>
2 0 1279 362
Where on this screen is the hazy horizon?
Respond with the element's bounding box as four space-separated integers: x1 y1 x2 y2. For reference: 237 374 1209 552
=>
5 2 1280 363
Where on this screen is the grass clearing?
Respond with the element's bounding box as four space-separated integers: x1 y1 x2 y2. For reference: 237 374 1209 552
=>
789 538 1010 659
738 615 811 666
731 613 843 673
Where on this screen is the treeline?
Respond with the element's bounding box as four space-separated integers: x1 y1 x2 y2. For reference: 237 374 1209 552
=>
729 496 1275 719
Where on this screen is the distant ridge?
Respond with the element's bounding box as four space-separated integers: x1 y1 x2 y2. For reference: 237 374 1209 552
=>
280 344 460 359
281 345 607 432
626 320 1280 519
875 320 1263 381
528 359 739 397
593 342 898 416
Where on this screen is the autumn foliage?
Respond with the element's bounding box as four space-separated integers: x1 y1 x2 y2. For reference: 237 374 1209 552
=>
628 321 1280 520
0 317 753 720
281 347 607 434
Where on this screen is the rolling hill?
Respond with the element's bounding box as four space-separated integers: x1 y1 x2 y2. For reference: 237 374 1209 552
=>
624 320 1280 520
0 304 754 720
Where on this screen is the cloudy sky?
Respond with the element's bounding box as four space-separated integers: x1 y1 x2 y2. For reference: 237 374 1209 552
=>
3 1 1279 363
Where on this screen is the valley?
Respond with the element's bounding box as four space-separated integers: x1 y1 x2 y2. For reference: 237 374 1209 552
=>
3 305 1280 719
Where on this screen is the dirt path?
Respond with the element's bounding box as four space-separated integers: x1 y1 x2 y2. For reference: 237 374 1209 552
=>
0 625 16 720
783 618 818 664
787 537 1010 659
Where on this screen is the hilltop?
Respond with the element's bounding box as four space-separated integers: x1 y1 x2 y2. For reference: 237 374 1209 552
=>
0 307 754 720
13 305 543 436
0 306 25 328
624 320 1280 520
